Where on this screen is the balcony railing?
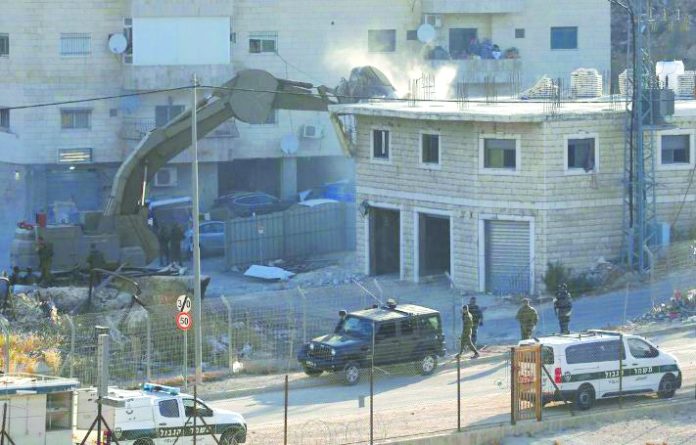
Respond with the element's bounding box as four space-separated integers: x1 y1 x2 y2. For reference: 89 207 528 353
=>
426 58 522 84
120 118 239 140
422 0 524 14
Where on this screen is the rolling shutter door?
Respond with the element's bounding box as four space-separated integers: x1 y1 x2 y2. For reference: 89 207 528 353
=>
485 220 530 294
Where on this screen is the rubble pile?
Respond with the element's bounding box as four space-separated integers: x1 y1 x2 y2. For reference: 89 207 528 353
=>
633 289 696 324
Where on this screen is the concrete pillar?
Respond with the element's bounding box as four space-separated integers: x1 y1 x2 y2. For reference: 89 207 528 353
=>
280 157 297 201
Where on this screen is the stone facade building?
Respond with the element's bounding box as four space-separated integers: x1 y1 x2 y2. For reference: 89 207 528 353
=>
330 99 696 294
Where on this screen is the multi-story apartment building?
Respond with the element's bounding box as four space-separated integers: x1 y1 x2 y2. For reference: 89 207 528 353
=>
0 0 610 251
330 98 696 295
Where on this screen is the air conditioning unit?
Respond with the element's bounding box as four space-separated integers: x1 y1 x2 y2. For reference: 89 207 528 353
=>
424 14 443 29
154 167 177 187
302 124 323 139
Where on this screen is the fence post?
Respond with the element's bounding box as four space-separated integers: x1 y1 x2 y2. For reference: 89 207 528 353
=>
457 355 461 432
220 296 234 373
619 333 624 409
284 374 288 445
65 315 76 378
145 311 152 381
297 287 307 344
0 317 10 375
510 347 516 425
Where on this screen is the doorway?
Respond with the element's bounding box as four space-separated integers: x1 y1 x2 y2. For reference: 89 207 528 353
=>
418 213 451 277
369 208 400 275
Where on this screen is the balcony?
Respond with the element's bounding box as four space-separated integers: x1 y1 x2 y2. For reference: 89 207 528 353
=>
426 58 522 84
120 118 239 140
422 0 524 14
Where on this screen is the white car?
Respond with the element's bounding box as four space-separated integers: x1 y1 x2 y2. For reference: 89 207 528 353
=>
77 383 246 444
520 330 682 410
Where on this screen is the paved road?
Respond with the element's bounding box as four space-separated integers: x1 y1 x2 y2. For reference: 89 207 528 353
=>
211 330 696 445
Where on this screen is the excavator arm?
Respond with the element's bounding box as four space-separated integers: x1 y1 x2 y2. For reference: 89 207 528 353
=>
102 68 394 263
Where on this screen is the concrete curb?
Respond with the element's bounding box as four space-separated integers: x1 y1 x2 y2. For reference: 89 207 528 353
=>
200 323 693 401
383 398 696 445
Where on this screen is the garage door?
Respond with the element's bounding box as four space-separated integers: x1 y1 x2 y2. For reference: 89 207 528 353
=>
485 220 530 294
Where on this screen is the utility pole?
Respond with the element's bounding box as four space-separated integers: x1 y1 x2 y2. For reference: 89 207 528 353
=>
191 74 203 386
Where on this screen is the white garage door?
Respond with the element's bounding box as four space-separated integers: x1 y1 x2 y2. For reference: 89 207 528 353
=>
485 220 531 294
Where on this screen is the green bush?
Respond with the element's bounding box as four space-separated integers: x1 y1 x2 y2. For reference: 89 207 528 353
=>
542 261 595 296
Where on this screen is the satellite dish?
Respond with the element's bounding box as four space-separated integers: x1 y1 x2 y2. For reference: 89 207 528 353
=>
108 34 128 54
280 134 300 155
417 24 436 44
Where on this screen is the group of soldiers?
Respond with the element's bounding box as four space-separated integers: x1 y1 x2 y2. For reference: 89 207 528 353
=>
458 283 574 359
156 223 186 266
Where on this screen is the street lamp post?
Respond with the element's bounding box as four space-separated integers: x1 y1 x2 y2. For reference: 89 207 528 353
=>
191 74 203 386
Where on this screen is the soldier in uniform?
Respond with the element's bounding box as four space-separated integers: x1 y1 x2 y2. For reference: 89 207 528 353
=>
169 223 184 266
86 243 106 271
157 224 170 266
9 266 21 286
515 298 538 340
36 236 53 287
468 296 483 346
457 305 480 359
553 283 573 334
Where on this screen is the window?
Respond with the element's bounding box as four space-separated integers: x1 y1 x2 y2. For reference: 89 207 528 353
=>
541 346 554 365
155 105 185 127
0 34 8 57
400 318 415 335
551 27 578 50
661 134 690 164
0 108 9 131
249 32 277 53
182 399 213 417
60 33 91 56
418 315 441 332
566 341 625 364
515 28 525 39
368 29 396 53
372 129 390 160
567 138 596 171
46 393 72 431
627 338 659 359
483 138 517 170
61 109 91 129
158 399 180 418
421 133 440 165
406 30 418 41
376 321 396 339
58 148 92 164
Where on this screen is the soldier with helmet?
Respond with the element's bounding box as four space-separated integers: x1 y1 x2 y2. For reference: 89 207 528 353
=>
516 298 538 340
553 283 573 334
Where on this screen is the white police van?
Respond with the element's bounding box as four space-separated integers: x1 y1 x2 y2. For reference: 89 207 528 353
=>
521 330 682 410
76 383 246 444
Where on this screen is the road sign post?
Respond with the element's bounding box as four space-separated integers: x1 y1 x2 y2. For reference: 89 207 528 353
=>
177 312 192 331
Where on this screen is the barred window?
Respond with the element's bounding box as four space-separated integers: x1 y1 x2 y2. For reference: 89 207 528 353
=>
60 33 91 56
61 109 91 129
249 32 277 53
0 109 9 131
0 34 9 57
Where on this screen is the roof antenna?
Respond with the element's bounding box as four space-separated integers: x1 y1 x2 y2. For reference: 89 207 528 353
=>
352 279 384 307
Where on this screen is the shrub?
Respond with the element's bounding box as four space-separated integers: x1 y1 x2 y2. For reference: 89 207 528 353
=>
543 261 595 296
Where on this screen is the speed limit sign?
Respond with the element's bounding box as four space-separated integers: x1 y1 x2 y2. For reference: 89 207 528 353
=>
176 311 192 331
176 294 192 313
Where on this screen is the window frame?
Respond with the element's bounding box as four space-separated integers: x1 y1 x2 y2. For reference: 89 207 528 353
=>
60 108 92 130
370 127 391 162
158 399 181 418
0 108 9 131
375 321 396 340
479 134 521 175
515 28 525 39
419 131 441 168
627 338 659 359
368 29 397 53
0 33 9 57
657 129 695 170
550 26 578 50
564 133 599 174
565 340 625 364
60 33 92 57
248 31 278 54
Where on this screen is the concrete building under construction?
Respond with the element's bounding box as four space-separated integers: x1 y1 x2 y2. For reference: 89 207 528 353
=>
331 97 696 294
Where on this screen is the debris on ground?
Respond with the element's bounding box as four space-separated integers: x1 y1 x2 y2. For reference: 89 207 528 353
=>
633 289 696 323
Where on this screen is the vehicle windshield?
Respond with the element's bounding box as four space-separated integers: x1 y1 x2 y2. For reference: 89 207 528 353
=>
336 315 373 338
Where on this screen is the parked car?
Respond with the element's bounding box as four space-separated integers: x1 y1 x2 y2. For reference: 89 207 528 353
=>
299 180 355 203
520 330 682 410
210 191 292 220
297 300 446 385
183 221 225 258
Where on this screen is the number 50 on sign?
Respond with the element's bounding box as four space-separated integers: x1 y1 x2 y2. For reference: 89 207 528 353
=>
176 312 192 331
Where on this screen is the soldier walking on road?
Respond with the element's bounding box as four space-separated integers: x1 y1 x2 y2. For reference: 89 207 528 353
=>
86 243 106 271
468 296 483 346
157 224 171 266
36 236 53 287
169 223 184 266
516 298 538 340
457 305 480 359
554 283 573 334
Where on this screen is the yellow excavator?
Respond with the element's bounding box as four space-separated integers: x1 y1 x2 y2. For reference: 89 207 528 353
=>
11 67 395 271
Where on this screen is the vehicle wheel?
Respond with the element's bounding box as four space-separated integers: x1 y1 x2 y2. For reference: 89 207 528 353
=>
343 361 361 385
657 374 677 399
220 428 244 445
574 384 595 411
304 367 323 377
417 353 437 376
134 438 154 445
